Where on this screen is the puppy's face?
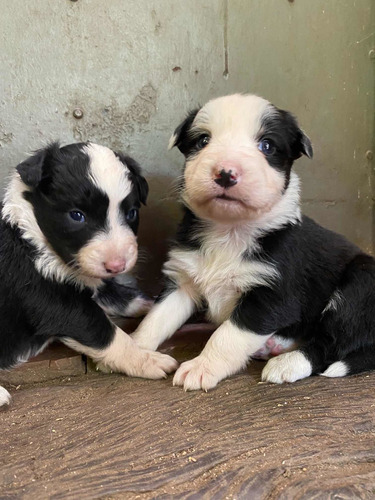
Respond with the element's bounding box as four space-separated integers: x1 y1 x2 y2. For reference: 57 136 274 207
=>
170 94 312 223
16 142 148 279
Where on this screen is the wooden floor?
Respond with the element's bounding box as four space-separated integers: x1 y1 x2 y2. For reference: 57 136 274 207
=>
1 327 375 499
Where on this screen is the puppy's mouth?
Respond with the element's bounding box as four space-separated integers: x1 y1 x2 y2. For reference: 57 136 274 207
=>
211 193 247 208
215 193 241 202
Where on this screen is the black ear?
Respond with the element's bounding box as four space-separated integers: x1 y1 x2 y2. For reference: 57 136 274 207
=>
133 174 149 205
16 142 60 187
115 152 149 205
298 130 313 159
168 109 200 152
278 109 313 160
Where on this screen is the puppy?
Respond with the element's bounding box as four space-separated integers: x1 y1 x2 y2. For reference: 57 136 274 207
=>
0 142 177 406
132 93 375 391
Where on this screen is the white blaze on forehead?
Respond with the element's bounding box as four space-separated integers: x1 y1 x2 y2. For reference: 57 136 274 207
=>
84 142 133 238
84 143 133 203
192 94 272 141
77 143 138 277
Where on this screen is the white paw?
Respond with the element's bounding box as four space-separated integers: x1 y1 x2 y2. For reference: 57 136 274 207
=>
0 386 11 407
136 350 179 380
173 356 224 392
98 350 179 380
320 361 348 378
261 351 312 384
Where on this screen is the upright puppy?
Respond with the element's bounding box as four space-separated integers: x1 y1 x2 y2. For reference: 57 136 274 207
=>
0 142 177 406
132 93 375 391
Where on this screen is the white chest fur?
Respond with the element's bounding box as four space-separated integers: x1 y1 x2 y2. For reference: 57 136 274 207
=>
164 229 279 325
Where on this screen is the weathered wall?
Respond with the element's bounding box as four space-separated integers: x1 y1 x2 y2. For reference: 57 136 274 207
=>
0 0 374 291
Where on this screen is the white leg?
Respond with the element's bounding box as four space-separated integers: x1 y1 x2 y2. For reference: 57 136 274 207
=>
132 288 197 351
173 320 271 391
261 350 312 383
63 326 178 379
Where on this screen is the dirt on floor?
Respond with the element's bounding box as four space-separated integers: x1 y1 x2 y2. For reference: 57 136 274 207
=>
1 327 375 499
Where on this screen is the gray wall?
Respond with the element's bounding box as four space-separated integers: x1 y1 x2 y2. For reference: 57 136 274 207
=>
1 0 374 291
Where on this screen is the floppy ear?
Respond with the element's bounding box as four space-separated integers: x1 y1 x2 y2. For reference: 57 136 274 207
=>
115 152 149 205
16 142 60 187
278 109 313 160
298 130 313 159
168 109 200 151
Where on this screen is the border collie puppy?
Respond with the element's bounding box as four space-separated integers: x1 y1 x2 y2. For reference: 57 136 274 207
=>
132 93 375 391
0 142 177 406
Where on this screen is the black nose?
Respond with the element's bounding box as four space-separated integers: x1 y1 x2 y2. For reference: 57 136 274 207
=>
214 169 238 188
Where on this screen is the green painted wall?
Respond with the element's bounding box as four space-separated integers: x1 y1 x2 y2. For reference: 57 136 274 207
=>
0 0 374 289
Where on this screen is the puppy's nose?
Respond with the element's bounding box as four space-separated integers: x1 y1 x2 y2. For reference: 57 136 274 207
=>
104 259 126 274
214 168 238 188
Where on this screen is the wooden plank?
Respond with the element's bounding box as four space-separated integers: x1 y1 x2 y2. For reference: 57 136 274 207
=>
1 332 375 499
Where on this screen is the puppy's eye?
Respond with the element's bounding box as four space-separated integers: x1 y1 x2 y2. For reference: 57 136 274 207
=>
126 208 138 222
258 139 276 156
69 210 86 223
196 134 210 149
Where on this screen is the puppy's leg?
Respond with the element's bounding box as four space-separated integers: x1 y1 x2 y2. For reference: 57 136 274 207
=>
261 323 332 383
63 325 178 379
264 255 375 383
173 282 309 391
132 287 197 351
173 320 272 391
50 298 178 379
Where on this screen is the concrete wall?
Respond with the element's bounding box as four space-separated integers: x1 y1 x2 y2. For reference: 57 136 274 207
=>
1 0 374 291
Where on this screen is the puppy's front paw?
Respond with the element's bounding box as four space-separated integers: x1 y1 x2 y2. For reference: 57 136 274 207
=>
261 351 312 384
95 349 178 380
137 350 179 380
173 356 223 392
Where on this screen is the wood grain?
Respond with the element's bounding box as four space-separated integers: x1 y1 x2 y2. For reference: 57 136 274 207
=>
1 329 375 499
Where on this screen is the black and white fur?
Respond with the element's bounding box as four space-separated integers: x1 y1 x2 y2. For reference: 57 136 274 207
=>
0 142 177 406
132 93 375 391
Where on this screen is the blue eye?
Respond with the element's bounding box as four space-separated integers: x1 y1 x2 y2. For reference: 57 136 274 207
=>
69 210 86 223
126 208 138 222
258 139 276 156
197 134 210 149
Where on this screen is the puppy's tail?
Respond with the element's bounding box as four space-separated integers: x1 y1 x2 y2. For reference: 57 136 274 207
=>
0 386 11 407
321 347 375 378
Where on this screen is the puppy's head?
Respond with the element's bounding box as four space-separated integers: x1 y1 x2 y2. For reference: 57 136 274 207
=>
16 142 148 279
169 94 312 223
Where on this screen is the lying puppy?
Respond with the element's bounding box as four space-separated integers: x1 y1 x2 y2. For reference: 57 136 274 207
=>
133 93 375 391
0 142 177 406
